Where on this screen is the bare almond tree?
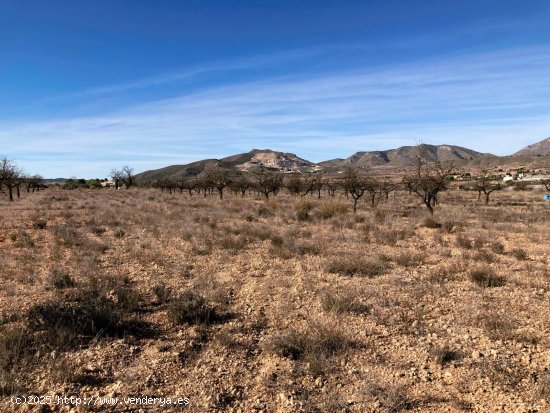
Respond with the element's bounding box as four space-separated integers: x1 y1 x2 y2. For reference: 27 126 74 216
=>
474 175 501 205
542 179 550 191
285 175 304 196
341 168 367 212
301 175 324 198
253 168 283 200
0 156 22 202
230 174 252 197
364 177 384 207
25 174 43 192
381 181 397 202
203 166 231 199
121 166 135 189
177 178 197 196
325 180 339 196
110 169 124 189
402 147 455 214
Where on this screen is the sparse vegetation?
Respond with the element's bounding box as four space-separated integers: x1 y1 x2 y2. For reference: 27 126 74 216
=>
1 172 548 411
327 256 388 277
47 267 75 289
269 322 351 375
469 267 506 288
167 291 218 325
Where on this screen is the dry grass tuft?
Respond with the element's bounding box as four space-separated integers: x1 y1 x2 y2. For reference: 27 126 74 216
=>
327 256 388 277
469 267 506 288
167 291 219 325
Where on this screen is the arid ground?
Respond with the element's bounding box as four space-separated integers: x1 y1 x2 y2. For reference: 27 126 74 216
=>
1 188 550 412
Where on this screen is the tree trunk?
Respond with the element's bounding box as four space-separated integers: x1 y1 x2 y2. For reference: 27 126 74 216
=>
424 200 434 214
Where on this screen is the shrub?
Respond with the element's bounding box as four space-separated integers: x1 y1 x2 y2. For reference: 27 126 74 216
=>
431 346 462 365
257 206 272 217
490 242 506 255
316 199 348 219
152 283 171 304
364 380 416 412
371 228 414 246
472 249 496 263
327 257 388 277
393 251 426 268
0 326 34 373
374 209 385 223
113 227 125 238
321 289 370 315
270 322 351 363
440 221 458 233
422 217 441 229
469 267 505 288
511 248 527 260
167 291 217 325
53 226 80 247
270 328 306 360
295 199 315 222
296 209 310 221
89 225 106 235
481 310 515 341
455 234 472 249
428 263 462 284
26 282 146 350
473 236 486 249
270 235 284 248
27 296 122 347
33 219 47 230
218 235 248 252
291 240 320 256
47 268 75 289
537 371 550 399
269 235 320 258
15 231 34 248
114 286 141 312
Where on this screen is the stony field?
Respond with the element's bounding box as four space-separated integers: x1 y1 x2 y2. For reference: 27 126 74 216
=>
1 187 550 412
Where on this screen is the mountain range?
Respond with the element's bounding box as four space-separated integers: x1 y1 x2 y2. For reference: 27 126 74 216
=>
513 137 550 157
135 138 550 181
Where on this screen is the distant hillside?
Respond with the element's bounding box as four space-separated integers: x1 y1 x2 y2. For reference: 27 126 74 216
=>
233 149 316 172
136 140 550 182
136 159 223 181
321 144 494 170
513 137 550 157
136 149 317 181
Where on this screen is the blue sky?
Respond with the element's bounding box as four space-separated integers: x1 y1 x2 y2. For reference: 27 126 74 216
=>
1 0 549 178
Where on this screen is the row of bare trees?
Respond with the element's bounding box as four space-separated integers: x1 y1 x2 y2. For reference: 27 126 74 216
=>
153 167 284 200
0 156 43 202
152 166 408 210
144 151 525 214
110 166 135 189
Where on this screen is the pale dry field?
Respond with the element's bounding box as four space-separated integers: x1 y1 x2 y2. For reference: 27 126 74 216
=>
1 187 550 412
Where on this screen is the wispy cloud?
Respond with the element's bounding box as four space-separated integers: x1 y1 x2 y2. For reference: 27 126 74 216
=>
2 45 550 177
